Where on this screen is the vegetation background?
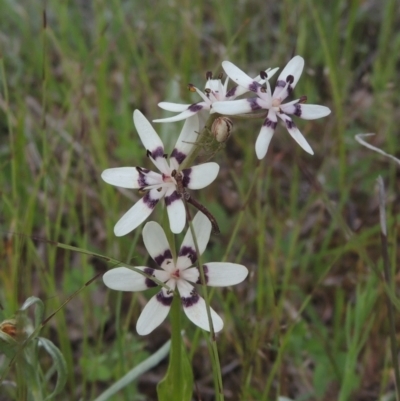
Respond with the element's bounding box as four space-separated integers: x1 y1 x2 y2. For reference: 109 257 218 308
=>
0 0 399 400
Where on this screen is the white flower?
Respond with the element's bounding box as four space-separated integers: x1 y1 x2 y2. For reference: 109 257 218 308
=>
103 212 249 335
102 110 219 235
212 56 331 159
153 68 278 124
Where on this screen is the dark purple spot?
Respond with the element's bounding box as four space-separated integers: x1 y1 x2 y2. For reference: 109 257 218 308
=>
178 245 197 264
151 146 165 159
248 81 260 93
165 190 181 206
181 292 200 308
260 71 268 80
189 103 203 112
248 98 262 111
170 149 186 165
156 291 173 306
263 118 277 129
143 191 159 209
154 249 173 267
285 119 296 129
226 86 238 98
144 267 158 288
181 168 191 187
286 75 294 84
196 265 209 284
293 104 302 117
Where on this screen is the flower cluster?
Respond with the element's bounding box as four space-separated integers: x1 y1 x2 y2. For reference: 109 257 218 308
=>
101 55 330 335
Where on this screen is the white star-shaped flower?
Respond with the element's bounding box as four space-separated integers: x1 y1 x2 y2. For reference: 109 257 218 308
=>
212 56 331 159
153 68 278 124
102 110 219 235
103 211 249 335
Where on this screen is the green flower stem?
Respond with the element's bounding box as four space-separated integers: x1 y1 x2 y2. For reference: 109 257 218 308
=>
170 294 182 396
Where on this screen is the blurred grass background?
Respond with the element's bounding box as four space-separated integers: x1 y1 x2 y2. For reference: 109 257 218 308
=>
0 0 399 400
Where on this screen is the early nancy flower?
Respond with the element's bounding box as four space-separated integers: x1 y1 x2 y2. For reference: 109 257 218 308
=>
103 211 249 335
153 67 278 124
102 110 219 235
212 56 331 159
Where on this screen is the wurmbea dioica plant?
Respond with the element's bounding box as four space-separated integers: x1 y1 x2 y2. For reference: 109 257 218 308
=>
101 55 330 400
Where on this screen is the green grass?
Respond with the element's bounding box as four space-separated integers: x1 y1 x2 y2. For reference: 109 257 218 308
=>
1 0 400 400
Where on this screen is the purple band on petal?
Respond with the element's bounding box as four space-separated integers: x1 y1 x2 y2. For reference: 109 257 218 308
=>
156 291 173 306
226 87 238 98
189 103 203 112
248 81 260 93
285 119 296 129
178 245 197 264
263 118 278 129
248 98 262 111
165 190 181 206
136 167 151 187
181 168 191 187
154 249 173 267
293 104 302 117
196 265 209 284
170 149 186 165
144 267 158 288
150 146 165 159
276 80 286 88
181 291 200 308
143 191 160 209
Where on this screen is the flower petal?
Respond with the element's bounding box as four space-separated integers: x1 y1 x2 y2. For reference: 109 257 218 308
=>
280 103 331 120
133 110 164 154
101 167 141 189
255 110 277 159
142 221 173 270
165 186 186 234
136 286 174 335
273 56 304 100
182 163 219 190
221 61 259 92
103 266 169 292
199 263 248 286
158 102 191 112
153 104 207 123
170 114 199 168
177 211 212 270
114 188 166 236
212 98 263 115
177 280 223 332
277 113 314 155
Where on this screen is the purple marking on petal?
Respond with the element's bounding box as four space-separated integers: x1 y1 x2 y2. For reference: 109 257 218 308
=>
263 118 278 129
165 190 181 206
248 98 262 111
143 191 160 209
170 149 186 165
189 103 203 112
293 104 302 117
136 167 151 187
181 291 200 308
276 80 286 88
248 81 260 93
144 267 158 288
181 168 191 187
178 245 197 264
154 249 173 267
151 146 165 159
156 291 173 306
196 265 209 284
226 86 238 98
285 119 296 129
